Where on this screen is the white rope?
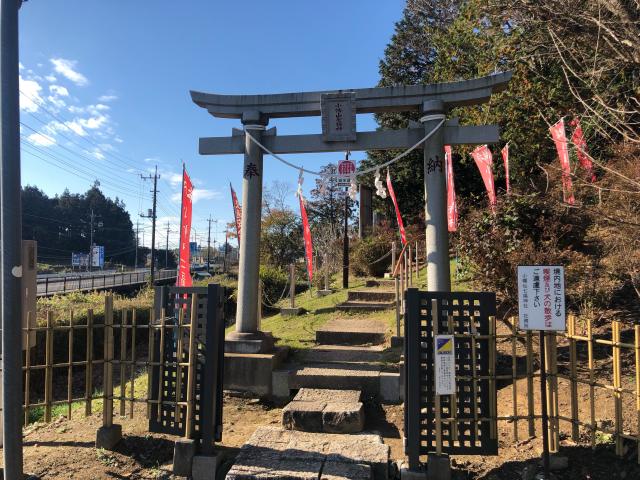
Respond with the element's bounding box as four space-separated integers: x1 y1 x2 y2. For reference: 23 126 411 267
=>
243 117 447 178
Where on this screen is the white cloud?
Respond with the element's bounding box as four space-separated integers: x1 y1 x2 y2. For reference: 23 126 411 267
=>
172 188 220 204
45 75 57 82
90 148 105 160
98 94 118 102
27 132 56 147
50 58 88 86
78 114 108 130
144 157 158 163
19 75 43 113
19 62 24 70
168 172 183 186
64 120 86 136
49 85 69 97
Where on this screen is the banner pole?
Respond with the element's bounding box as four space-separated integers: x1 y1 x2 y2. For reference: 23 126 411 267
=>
539 330 551 479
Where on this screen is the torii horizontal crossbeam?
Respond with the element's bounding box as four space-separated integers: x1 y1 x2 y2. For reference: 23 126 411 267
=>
191 72 512 120
199 125 499 155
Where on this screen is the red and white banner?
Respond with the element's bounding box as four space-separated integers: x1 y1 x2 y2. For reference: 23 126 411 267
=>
471 145 497 211
444 145 458 232
299 194 313 282
230 183 242 245
386 170 407 245
178 167 194 287
570 118 596 182
549 118 575 205
501 144 510 194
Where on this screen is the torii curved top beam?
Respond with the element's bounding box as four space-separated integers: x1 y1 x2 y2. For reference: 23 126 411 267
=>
190 71 512 120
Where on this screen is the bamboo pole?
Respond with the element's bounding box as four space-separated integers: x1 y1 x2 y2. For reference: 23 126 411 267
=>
510 317 518 441
120 310 128 417
146 308 154 420
85 309 94 416
24 312 32 426
550 333 560 451
184 294 199 439
613 320 623 456
44 311 53 423
156 308 166 423
103 295 114 428
526 330 535 437
635 324 640 464
130 309 136 419
67 311 74 419
175 307 185 424
588 317 596 448
568 315 579 441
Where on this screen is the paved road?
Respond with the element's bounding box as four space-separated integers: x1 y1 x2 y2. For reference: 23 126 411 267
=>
37 269 176 297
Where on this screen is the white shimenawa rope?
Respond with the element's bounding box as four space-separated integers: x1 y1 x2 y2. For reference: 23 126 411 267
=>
243 116 446 178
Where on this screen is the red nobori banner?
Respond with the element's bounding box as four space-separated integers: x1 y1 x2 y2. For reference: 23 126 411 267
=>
299 194 313 282
444 145 458 232
386 170 407 245
230 183 242 245
178 167 194 287
502 143 510 194
549 118 575 205
471 144 497 211
570 118 596 182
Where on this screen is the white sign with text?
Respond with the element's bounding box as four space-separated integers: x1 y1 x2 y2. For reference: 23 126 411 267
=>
434 334 456 395
517 265 566 331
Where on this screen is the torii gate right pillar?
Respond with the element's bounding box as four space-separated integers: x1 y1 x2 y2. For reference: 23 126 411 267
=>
422 100 451 291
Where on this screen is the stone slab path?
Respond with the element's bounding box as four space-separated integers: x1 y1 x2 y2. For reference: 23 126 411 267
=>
225 426 389 480
282 388 364 434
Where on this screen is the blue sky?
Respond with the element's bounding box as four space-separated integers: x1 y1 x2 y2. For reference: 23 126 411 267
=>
18 0 405 250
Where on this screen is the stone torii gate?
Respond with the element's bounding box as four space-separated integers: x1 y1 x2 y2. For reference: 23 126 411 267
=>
191 72 511 354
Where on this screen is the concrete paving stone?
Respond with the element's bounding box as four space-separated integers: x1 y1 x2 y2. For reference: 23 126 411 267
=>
247 426 294 446
289 363 381 394
304 346 384 364
282 401 326 432
321 461 372 480
293 388 361 403
326 440 389 480
322 402 365 433
227 459 323 480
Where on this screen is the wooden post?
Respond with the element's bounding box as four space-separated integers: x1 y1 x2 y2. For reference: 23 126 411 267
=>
511 317 519 442
85 309 94 416
432 299 442 455
67 311 74 419
175 307 185 424
525 330 535 437
103 295 114 428
635 324 640 464
185 294 199 439
146 308 154 420
44 311 53 423
408 245 412 287
120 310 128 417
130 309 137 419
289 264 296 308
414 241 419 282
613 320 623 456
323 253 329 291
24 312 32 426
156 308 166 423
568 315 579 441
588 317 596 448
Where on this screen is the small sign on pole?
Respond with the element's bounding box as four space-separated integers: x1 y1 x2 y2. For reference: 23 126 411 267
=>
517 265 566 480
337 158 356 188
434 334 456 395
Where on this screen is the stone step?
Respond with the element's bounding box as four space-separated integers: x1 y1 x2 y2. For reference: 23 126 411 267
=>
335 300 395 313
347 290 395 302
282 388 364 434
304 345 385 364
316 318 387 346
365 279 395 288
226 426 389 480
288 362 381 395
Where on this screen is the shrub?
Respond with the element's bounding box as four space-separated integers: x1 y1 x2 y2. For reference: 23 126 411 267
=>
351 234 393 277
259 265 289 306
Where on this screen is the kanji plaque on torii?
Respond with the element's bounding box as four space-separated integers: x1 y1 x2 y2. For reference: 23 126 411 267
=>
190 72 512 354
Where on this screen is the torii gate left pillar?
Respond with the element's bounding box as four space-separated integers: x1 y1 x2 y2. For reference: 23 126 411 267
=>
225 111 274 354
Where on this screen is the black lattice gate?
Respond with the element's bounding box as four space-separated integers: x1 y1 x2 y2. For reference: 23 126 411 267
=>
405 289 498 468
148 284 225 454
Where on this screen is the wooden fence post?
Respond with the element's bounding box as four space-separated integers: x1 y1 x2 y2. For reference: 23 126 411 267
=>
568 315 579 442
511 317 519 442
85 309 94 416
120 310 128 417
525 330 535 437
44 311 53 423
103 295 114 428
24 312 32 426
184 294 199 439
67 311 74 419
613 320 623 456
130 309 136 419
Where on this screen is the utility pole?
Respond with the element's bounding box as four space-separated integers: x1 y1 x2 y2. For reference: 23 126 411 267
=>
134 220 139 268
1 1 25 477
88 208 95 272
207 216 217 272
165 221 170 268
141 165 160 283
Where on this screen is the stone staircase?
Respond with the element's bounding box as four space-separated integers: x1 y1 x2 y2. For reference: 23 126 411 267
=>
336 289 395 312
